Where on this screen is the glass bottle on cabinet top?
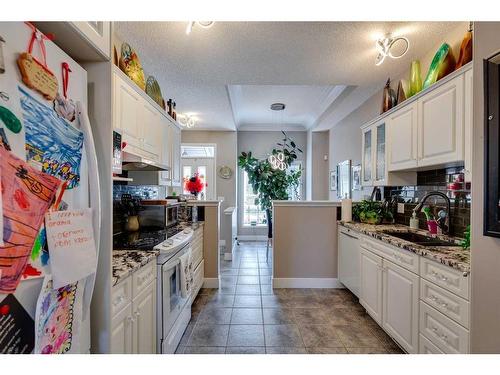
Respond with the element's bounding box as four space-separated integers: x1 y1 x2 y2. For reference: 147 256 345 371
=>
363 129 372 183
375 123 386 183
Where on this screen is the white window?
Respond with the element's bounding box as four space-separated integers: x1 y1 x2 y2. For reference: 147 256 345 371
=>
242 171 267 227
181 144 215 200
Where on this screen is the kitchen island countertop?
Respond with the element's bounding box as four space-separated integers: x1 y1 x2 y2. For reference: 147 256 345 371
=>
339 221 470 273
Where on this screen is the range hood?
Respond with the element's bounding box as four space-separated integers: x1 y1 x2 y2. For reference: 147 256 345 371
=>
121 151 170 172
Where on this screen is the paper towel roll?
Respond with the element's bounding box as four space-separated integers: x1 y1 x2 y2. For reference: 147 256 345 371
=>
341 198 352 222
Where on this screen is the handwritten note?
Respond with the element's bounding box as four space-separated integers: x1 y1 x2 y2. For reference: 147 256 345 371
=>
45 209 97 289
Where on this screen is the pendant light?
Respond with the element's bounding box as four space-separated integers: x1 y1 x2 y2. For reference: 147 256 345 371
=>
268 102 288 171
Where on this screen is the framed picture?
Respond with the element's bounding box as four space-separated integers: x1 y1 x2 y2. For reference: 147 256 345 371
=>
484 52 500 237
329 169 337 191
352 164 362 191
337 160 352 199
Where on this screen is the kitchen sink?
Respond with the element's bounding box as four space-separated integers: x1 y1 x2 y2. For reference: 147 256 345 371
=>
383 231 459 247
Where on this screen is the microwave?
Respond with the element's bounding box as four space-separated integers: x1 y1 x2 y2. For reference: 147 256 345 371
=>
139 202 180 228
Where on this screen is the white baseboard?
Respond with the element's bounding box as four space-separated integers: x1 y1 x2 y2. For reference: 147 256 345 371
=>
203 278 219 288
237 235 268 241
272 278 344 288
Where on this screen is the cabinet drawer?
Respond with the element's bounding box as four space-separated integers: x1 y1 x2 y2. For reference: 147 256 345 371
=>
419 334 444 354
192 241 203 270
420 257 469 299
112 276 132 317
191 260 204 302
132 261 156 297
420 301 469 354
420 278 469 328
361 238 419 274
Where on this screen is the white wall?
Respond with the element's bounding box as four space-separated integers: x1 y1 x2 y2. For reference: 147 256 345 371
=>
311 131 330 200
237 130 308 237
470 22 500 353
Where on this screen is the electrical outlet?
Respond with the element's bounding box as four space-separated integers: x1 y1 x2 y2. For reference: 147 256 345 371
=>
397 203 405 214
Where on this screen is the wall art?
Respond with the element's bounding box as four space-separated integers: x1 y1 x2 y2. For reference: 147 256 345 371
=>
0 146 61 293
35 275 83 354
19 86 84 189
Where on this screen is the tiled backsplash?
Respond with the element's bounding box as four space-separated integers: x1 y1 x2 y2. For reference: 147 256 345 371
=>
384 167 470 237
113 185 165 200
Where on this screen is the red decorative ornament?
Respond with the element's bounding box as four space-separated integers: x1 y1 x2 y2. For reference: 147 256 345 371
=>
184 173 206 196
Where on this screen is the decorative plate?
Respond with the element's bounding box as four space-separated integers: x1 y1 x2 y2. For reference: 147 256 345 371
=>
218 165 233 179
119 42 146 90
145 76 163 107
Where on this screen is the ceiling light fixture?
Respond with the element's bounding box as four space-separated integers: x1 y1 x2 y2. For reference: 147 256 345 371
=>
270 102 286 111
268 102 288 171
375 35 410 66
178 114 196 128
186 21 215 35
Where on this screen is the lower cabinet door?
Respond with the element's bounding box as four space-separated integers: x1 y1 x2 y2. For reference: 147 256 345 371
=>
359 247 383 324
132 282 157 354
382 260 419 353
111 304 133 354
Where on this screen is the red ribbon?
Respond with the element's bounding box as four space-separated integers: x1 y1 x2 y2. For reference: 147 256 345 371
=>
62 62 72 99
25 22 51 68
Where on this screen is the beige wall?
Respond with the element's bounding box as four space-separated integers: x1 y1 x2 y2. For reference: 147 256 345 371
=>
201 205 220 279
237 131 308 237
311 131 329 200
273 205 338 279
471 22 500 353
327 22 468 202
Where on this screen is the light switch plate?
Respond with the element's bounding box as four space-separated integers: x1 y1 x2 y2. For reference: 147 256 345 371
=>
397 203 405 214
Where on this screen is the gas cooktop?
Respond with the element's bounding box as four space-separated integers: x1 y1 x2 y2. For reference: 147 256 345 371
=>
113 225 186 250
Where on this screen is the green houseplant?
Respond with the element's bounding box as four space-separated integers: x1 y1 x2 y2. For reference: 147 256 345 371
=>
238 131 303 238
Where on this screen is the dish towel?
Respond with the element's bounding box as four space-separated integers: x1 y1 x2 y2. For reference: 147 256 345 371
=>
179 248 193 299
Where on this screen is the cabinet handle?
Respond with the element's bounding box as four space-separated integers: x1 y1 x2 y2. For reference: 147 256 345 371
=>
134 311 141 317
127 316 135 324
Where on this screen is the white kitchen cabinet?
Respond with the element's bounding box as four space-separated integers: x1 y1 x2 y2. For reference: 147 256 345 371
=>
382 260 419 354
159 122 171 185
140 102 161 161
361 127 373 185
132 282 156 354
170 125 182 186
338 227 360 297
387 102 418 171
417 75 464 167
111 304 133 354
359 247 383 324
114 72 142 151
111 261 157 354
464 68 473 182
71 22 111 60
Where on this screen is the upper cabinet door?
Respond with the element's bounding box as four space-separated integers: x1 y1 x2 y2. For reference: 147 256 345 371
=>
464 69 473 183
114 73 141 150
417 75 464 167
374 122 386 185
71 22 111 60
140 102 161 161
387 102 418 171
361 128 373 186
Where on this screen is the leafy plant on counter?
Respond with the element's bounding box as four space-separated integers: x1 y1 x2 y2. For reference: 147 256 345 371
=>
352 200 393 225
461 225 470 250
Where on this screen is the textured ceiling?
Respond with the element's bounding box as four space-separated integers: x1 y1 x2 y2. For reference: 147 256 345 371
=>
115 21 464 131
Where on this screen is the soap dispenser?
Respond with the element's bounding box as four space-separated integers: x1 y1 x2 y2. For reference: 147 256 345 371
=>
410 212 419 229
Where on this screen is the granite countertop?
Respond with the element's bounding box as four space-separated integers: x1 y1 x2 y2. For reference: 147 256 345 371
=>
338 222 470 273
112 250 159 286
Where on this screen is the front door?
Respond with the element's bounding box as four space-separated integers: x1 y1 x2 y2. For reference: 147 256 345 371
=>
181 144 216 200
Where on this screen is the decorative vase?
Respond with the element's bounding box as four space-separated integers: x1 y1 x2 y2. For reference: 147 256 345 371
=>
125 215 140 232
423 43 456 89
396 79 408 105
455 24 473 70
381 78 397 114
408 60 423 97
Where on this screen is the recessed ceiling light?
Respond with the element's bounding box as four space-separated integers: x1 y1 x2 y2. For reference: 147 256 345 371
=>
270 103 286 111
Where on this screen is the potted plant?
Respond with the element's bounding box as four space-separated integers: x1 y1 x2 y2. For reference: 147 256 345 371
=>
238 131 302 239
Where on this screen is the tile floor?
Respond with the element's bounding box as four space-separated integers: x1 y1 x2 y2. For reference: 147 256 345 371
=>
176 241 404 354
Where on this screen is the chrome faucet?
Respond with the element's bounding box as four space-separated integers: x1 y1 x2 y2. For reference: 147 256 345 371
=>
413 192 451 235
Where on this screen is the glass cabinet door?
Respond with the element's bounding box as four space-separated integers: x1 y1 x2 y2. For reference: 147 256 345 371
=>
375 123 386 183
363 129 372 183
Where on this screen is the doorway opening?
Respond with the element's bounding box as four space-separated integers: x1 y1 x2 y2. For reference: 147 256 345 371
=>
181 144 216 200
